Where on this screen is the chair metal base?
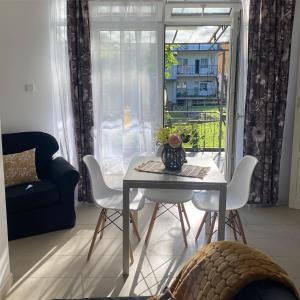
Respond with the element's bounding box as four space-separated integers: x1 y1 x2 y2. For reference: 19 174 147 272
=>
195 209 247 244
87 208 140 262
145 203 191 247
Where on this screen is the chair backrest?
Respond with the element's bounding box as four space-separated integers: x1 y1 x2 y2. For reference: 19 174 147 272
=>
83 155 110 202
2 131 59 179
227 155 258 207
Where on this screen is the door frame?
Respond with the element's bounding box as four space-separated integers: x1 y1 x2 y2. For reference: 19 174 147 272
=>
163 2 242 179
225 8 241 180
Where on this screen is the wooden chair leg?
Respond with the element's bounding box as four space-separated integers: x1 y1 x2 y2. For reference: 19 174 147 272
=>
145 203 160 244
132 211 138 228
234 210 247 244
195 211 208 241
181 203 191 229
99 209 107 239
130 211 141 241
207 212 217 244
87 209 104 261
129 242 134 264
177 204 188 247
229 211 238 241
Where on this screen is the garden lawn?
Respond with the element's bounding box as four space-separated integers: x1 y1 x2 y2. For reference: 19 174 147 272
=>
180 121 226 150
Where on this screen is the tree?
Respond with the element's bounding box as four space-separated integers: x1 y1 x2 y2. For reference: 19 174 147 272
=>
165 44 178 79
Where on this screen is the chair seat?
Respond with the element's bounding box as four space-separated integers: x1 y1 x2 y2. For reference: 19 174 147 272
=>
6 180 60 214
192 190 242 212
94 189 145 211
144 189 193 204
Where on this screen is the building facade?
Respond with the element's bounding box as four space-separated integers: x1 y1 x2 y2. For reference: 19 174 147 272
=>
165 43 228 108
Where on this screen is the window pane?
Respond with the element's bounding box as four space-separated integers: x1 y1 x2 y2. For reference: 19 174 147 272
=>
200 59 208 67
172 7 202 14
204 8 231 14
99 31 120 43
124 31 136 43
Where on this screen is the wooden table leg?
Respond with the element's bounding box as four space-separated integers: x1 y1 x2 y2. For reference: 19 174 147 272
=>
123 186 130 276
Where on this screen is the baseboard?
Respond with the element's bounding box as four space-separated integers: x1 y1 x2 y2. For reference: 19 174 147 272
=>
0 272 13 300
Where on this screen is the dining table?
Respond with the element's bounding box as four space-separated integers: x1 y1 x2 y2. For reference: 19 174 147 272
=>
122 154 227 275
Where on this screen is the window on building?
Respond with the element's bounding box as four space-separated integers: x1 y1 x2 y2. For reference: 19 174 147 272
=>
192 100 203 106
200 58 208 68
194 81 199 95
177 99 185 106
200 82 208 91
177 82 186 89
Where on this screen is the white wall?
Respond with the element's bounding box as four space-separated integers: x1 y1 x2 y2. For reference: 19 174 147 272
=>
278 0 300 205
0 0 54 135
0 121 11 298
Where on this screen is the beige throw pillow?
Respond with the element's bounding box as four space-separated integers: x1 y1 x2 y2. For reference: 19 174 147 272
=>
3 148 39 187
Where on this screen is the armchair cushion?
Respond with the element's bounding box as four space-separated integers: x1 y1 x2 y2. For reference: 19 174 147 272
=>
2 132 59 179
6 180 60 214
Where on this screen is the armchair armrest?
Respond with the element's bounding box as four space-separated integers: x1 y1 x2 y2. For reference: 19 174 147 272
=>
48 157 79 191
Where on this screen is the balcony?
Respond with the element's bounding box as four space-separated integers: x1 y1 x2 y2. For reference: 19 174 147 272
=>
176 44 220 51
177 65 218 76
176 87 217 98
167 66 178 80
164 109 225 152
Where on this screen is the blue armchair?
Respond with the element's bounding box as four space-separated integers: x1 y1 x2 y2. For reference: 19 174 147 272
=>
2 131 79 240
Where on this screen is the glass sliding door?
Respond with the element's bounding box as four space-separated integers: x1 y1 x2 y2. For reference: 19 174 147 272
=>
164 26 231 164
164 1 241 177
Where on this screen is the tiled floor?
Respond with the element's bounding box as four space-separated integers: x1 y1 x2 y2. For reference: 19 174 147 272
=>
5 203 300 299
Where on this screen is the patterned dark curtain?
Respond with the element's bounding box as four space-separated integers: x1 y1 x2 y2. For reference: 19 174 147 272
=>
67 0 94 202
244 0 295 206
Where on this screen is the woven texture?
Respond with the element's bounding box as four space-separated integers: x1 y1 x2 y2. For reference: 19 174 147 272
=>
170 241 298 300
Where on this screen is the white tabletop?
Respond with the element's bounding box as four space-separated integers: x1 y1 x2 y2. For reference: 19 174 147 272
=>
123 154 226 189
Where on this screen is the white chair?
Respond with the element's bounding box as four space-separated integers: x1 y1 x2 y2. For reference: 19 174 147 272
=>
144 189 194 247
192 155 258 244
83 155 145 262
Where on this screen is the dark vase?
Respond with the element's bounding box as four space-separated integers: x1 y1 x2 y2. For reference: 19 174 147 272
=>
161 143 186 171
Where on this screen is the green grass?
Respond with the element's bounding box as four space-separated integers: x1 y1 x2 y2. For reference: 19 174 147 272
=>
165 106 226 150
172 105 222 112
178 122 226 150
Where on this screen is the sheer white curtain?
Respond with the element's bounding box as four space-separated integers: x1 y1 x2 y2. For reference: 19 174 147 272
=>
50 0 77 166
89 1 163 180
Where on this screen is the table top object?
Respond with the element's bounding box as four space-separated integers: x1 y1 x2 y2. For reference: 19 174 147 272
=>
135 160 210 179
124 155 226 188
